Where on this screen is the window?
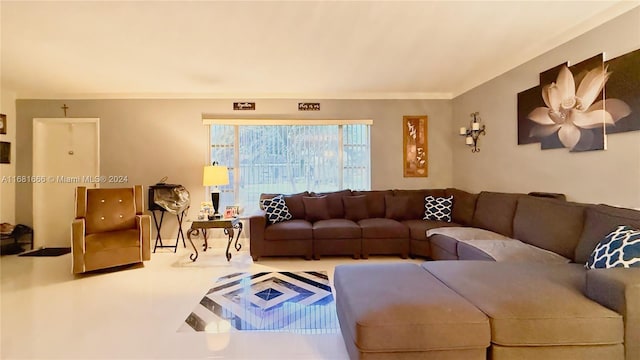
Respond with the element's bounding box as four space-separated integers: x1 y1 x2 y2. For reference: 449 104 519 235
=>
208 120 371 212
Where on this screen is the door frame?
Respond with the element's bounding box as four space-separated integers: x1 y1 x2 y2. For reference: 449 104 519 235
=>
32 117 100 248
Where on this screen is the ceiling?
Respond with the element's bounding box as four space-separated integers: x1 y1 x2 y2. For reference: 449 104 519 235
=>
1 1 638 100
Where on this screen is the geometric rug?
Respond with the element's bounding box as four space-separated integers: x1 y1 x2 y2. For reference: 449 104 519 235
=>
178 271 339 334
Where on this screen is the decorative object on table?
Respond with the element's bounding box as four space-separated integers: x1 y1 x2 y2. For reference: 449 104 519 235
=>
233 102 255 110
149 181 190 253
517 49 639 152
225 205 239 218
0 114 6 134
459 112 486 153
178 271 339 334
0 141 10 164
402 115 428 177
203 162 229 220
199 201 213 220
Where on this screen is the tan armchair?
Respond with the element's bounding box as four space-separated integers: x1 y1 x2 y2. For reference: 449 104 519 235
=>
72 185 151 274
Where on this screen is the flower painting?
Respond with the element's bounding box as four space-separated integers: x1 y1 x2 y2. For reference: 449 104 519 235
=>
517 49 640 152
403 115 428 177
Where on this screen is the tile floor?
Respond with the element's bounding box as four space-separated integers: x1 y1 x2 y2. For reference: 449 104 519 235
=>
1 239 422 359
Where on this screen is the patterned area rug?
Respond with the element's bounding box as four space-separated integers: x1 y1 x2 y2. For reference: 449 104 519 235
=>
178 271 339 334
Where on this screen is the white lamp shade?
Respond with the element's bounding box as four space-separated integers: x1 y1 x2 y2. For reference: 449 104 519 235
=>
203 165 229 186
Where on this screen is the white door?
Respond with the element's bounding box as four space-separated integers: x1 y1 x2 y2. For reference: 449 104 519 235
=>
33 118 99 248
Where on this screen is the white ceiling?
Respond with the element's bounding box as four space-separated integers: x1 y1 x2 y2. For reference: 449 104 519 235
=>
1 1 638 100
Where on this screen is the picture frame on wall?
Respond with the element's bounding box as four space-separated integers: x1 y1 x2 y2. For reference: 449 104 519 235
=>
402 115 428 177
0 114 6 135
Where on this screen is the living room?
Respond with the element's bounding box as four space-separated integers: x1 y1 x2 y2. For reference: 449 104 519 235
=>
1 1 639 359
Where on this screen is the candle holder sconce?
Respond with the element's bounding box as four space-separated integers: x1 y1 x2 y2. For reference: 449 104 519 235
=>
459 112 486 153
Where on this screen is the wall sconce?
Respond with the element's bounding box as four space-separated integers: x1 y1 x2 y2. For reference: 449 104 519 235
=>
459 112 486 153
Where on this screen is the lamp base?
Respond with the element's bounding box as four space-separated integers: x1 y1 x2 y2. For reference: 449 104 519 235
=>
211 191 220 219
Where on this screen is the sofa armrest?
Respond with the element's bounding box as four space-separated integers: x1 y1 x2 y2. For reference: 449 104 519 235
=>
248 210 267 260
586 268 640 360
136 214 151 261
71 218 85 274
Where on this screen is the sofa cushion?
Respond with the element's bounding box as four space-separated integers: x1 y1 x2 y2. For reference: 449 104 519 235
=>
513 196 586 260
403 219 460 240
312 219 361 239
456 240 571 264
260 192 309 220
423 195 453 222
342 195 369 221
85 229 141 252
472 192 522 237
334 263 490 353
85 188 136 234
575 204 640 264
426 227 512 241
445 188 478 226
358 218 409 239
264 219 313 240
586 225 640 269
385 195 410 220
352 190 392 218
302 196 331 222
393 189 446 219
423 261 623 347
261 195 293 224
311 190 351 218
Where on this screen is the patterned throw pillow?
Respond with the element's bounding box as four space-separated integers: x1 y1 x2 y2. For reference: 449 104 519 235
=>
260 195 293 224
423 195 453 222
585 225 640 269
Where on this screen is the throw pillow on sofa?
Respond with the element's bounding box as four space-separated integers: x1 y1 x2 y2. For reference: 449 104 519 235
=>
261 195 293 224
302 196 331 222
585 225 640 269
342 195 369 221
385 195 410 220
424 195 453 222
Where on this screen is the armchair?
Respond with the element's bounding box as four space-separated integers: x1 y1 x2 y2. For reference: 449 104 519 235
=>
72 185 151 274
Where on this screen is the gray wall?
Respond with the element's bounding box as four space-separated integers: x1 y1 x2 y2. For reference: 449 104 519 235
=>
15 99 453 235
452 8 640 209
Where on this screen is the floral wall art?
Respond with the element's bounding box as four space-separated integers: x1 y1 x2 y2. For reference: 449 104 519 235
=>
517 48 640 152
403 115 428 177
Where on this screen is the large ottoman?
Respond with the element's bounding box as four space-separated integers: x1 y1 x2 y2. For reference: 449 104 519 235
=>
334 263 490 359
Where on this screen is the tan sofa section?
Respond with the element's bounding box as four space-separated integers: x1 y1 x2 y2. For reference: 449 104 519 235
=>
335 263 490 359
423 261 624 357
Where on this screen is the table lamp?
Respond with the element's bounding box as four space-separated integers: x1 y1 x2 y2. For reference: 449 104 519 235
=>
203 162 229 219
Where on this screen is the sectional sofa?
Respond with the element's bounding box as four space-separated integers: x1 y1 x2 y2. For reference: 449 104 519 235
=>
249 188 640 359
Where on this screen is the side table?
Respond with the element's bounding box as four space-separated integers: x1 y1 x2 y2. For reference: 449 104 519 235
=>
186 217 243 262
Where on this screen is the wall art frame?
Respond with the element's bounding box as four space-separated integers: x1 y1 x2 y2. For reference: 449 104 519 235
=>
403 115 428 177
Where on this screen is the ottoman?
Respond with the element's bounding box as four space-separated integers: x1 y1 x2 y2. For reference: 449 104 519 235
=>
334 263 490 359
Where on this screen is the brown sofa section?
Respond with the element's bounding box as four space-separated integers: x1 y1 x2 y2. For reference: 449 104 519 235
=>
250 189 431 260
